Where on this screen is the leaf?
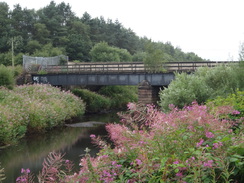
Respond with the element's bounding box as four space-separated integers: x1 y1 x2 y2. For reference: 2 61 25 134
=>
229 157 239 163
0 166 5 182
38 151 65 183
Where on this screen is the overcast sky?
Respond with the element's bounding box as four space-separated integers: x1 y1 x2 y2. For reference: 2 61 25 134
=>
6 0 244 61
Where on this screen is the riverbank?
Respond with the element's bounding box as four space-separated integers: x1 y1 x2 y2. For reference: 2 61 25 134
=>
0 84 85 146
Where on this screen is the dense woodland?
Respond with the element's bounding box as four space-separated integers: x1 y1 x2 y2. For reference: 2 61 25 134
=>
0 1 206 66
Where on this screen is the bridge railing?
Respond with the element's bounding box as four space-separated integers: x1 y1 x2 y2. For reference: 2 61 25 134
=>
34 61 239 74
45 62 145 74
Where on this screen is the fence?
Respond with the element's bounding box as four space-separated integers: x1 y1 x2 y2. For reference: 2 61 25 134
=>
23 55 68 72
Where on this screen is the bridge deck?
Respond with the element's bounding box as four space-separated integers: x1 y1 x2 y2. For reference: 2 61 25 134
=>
31 61 239 86
31 61 238 74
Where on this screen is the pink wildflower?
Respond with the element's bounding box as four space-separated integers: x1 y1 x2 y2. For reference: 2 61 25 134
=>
26 169 30 174
90 134 96 138
232 110 240 115
21 168 25 173
173 160 179 164
196 139 204 147
136 159 142 165
176 172 183 177
168 104 176 110
213 142 223 149
205 131 215 138
203 160 214 168
65 160 70 163
127 102 136 110
228 129 233 133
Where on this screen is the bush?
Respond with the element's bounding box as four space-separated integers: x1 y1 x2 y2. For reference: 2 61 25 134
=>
98 85 138 109
207 90 244 121
159 72 211 111
0 84 85 145
0 64 15 89
159 63 244 111
72 88 111 113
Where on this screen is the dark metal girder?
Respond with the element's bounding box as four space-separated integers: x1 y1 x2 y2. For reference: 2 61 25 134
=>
32 73 175 86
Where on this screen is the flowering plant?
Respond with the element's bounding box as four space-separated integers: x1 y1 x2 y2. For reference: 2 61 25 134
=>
16 102 244 182
68 102 244 182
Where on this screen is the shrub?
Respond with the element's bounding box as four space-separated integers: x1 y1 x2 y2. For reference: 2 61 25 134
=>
207 90 244 122
72 88 111 113
159 63 244 111
0 64 15 89
98 85 138 109
159 72 211 111
13 65 24 78
0 84 85 145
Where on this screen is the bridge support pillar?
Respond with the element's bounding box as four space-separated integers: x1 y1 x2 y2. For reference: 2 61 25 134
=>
138 80 160 105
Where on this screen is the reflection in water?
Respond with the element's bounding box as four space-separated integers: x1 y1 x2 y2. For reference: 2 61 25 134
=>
0 112 119 183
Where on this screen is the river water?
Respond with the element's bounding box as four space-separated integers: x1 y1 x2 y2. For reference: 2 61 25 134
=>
0 112 119 183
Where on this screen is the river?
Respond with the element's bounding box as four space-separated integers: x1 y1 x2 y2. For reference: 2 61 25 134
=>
0 112 119 183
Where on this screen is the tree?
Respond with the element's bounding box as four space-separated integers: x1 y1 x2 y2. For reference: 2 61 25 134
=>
33 23 50 44
26 40 42 54
132 51 147 62
90 42 132 62
0 2 11 52
10 4 35 42
36 1 74 47
143 41 165 72
66 34 92 61
32 43 64 57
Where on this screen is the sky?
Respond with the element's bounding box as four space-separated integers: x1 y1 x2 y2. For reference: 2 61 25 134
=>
5 0 244 61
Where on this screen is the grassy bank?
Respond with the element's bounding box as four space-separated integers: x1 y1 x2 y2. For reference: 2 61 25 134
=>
0 84 85 145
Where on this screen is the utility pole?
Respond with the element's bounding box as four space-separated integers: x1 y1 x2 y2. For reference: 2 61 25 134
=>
11 37 14 68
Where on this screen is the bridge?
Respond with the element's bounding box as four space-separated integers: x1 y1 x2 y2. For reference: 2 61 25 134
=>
31 61 238 104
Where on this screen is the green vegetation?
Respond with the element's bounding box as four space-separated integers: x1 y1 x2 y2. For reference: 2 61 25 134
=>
159 62 244 111
72 86 138 113
207 90 244 120
0 65 15 89
90 42 132 62
0 84 85 145
16 100 244 182
72 88 111 113
98 85 138 109
0 1 205 65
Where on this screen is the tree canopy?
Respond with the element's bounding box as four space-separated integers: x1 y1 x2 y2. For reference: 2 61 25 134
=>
0 1 206 66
